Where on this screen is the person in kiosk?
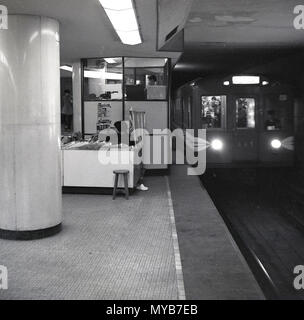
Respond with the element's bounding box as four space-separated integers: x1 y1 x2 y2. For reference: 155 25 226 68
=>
113 121 149 192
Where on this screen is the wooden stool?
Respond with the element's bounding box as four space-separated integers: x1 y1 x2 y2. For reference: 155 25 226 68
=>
113 170 130 200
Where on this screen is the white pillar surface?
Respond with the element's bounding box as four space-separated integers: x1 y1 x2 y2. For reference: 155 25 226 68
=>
0 15 62 232
72 61 82 133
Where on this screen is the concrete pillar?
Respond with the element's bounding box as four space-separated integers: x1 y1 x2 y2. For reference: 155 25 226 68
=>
72 61 82 133
0 15 62 240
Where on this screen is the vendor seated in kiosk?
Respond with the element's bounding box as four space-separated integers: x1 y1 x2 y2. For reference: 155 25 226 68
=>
110 120 149 192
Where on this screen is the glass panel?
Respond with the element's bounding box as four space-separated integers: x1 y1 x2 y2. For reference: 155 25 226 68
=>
264 95 293 131
60 74 73 133
124 68 135 85
84 58 123 101
201 96 226 129
124 58 168 101
236 98 255 129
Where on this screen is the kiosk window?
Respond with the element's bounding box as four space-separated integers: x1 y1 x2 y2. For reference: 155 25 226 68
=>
124 58 168 101
201 96 226 129
84 58 123 101
236 98 255 129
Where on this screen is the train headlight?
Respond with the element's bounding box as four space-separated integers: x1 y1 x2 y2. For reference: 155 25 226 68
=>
271 139 282 149
211 139 224 151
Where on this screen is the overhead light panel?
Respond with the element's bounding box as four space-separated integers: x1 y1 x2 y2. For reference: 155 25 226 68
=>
60 65 72 72
104 58 117 64
99 0 142 45
215 15 255 23
232 76 260 85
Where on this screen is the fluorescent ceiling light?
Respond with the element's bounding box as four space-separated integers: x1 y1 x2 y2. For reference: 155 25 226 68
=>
104 58 117 64
60 65 72 72
105 9 138 31
232 76 260 85
116 30 142 46
99 0 142 45
99 0 133 11
215 15 255 23
84 70 102 79
83 70 123 80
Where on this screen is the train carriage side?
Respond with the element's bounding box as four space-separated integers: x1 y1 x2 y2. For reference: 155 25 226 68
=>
172 76 295 168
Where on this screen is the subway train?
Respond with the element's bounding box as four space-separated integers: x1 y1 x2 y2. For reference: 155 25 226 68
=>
172 75 295 168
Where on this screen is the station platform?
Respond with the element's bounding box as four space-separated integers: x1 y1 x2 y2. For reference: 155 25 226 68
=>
0 166 263 300
169 165 264 300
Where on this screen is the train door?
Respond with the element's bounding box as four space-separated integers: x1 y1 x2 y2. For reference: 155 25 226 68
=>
232 96 259 162
259 93 295 165
181 96 192 129
181 98 186 129
186 96 192 128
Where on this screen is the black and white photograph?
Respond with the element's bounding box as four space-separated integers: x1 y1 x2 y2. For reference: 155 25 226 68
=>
0 0 304 308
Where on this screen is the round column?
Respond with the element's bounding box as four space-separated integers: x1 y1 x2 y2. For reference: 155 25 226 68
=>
0 15 62 240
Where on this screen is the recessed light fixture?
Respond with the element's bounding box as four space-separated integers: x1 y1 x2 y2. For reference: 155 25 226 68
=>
215 15 255 23
189 17 202 23
99 0 142 46
60 65 72 72
232 76 260 85
262 81 269 86
104 58 117 64
223 81 230 86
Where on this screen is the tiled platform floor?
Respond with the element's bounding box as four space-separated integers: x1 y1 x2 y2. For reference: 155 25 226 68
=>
0 177 179 300
0 170 263 300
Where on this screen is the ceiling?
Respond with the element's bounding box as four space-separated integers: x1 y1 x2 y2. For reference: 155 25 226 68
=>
186 0 304 47
173 0 304 87
2 0 181 64
4 0 304 87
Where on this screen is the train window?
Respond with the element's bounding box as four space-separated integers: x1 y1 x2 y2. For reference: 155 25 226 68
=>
236 98 255 129
201 96 226 129
264 95 293 131
265 110 282 131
